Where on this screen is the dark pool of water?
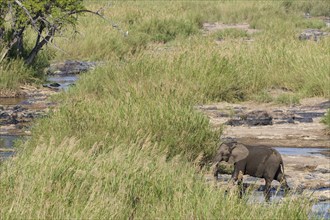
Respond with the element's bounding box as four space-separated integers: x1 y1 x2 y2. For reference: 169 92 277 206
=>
0 75 78 108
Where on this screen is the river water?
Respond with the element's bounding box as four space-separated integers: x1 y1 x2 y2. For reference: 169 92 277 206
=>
0 75 77 158
46 75 77 90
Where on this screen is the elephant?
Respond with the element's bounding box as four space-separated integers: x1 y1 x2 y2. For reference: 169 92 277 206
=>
212 142 290 201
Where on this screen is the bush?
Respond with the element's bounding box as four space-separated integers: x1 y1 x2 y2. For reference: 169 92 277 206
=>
321 109 330 129
139 18 200 43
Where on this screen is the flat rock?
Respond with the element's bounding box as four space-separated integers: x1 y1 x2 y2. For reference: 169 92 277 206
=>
203 22 260 34
197 97 330 148
201 97 330 202
45 60 98 75
299 29 329 41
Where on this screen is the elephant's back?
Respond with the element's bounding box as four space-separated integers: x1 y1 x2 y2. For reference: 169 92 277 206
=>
246 147 282 177
245 145 275 157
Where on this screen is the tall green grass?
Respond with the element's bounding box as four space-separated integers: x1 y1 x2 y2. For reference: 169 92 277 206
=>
54 1 330 98
0 1 329 218
0 34 53 91
0 59 32 90
0 137 311 219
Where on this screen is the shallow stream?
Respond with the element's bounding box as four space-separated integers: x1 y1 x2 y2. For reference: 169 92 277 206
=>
46 74 78 90
0 74 78 158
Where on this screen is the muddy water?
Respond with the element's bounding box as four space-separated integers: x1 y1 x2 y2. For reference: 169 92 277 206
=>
249 191 330 219
216 174 330 219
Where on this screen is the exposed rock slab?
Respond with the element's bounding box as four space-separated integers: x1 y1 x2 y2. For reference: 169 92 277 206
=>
197 98 330 148
203 22 260 34
201 97 330 201
0 85 57 135
299 29 329 41
45 60 98 75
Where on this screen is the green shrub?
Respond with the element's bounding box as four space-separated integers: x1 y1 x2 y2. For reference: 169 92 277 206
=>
139 18 199 43
275 94 300 106
296 19 326 29
252 91 274 103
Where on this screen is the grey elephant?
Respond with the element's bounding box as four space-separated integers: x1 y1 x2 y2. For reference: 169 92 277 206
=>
213 142 290 201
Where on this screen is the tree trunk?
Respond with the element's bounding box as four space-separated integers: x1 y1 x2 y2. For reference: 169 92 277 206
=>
25 35 51 65
16 32 24 56
25 27 55 65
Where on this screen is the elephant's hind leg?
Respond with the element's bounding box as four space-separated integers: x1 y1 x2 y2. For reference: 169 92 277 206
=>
275 172 290 195
264 179 272 202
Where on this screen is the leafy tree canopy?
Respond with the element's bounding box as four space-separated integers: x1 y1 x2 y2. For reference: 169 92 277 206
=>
0 0 86 65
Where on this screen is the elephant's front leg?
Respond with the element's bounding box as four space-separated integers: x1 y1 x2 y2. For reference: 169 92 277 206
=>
231 162 245 182
212 162 219 179
231 162 245 197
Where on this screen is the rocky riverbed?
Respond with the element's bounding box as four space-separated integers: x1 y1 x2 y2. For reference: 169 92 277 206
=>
0 60 95 158
198 97 330 204
0 60 329 217
0 85 57 136
0 60 95 136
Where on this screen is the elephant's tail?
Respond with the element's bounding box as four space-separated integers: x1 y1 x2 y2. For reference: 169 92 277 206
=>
280 159 285 174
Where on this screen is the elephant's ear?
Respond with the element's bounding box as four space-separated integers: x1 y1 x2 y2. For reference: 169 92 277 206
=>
228 144 249 163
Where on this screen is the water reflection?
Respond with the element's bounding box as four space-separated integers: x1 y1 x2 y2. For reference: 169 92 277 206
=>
46 75 78 90
275 147 330 158
311 202 330 219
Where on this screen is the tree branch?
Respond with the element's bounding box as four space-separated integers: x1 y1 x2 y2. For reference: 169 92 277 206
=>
12 0 69 61
2 1 126 64
25 27 55 65
13 0 36 26
63 8 127 36
0 27 25 63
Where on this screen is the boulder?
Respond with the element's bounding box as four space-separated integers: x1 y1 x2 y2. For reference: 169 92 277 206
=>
299 29 329 41
226 110 272 126
45 60 98 75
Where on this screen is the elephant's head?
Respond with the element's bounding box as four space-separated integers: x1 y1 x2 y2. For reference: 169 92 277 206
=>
212 143 249 177
213 142 249 166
